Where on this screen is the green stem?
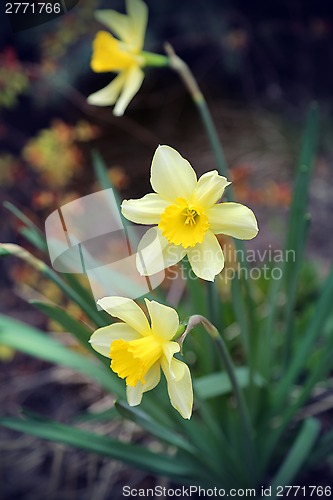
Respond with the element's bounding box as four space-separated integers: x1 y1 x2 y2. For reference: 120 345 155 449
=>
166 43 258 390
214 331 257 480
214 333 253 441
206 281 220 329
164 43 229 182
179 316 255 467
141 51 169 67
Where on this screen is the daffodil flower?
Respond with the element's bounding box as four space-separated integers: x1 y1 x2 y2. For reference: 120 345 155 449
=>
89 296 193 419
88 0 148 116
121 145 259 281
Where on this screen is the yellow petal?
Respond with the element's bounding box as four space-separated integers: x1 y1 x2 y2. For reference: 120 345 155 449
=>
187 231 224 281
207 202 259 239
113 66 144 116
150 145 197 202
94 10 132 46
193 170 231 208
89 323 140 357
162 357 193 419
163 342 182 380
87 73 126 106
90 31 136 73
121 193 168 224
126 0 148 51
145 299 179 341
126 361 161 405
136 227 186 276
97 296 150 336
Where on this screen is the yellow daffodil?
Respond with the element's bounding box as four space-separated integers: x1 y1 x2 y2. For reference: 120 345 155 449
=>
88 0 148 116
89 296 193 419
121 145 259 281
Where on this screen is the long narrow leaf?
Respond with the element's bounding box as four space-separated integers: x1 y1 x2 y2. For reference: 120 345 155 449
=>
0 245 105 328
283 103 319 366
3 201 47 252
115 401 195 454
30 300 93 348
195 367 265 400
269 418 320 490
276 264 333 406
0 314 123 396
0 416 196 480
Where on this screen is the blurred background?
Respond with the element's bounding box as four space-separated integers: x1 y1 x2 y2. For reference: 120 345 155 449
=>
1 0 333 498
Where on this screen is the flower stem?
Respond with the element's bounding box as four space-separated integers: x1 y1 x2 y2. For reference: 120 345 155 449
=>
166 43 258 399
164 43 229 184
141 51 169 67
179 315 256 474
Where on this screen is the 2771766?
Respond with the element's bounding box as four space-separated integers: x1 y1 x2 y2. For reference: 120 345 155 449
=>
5 3 62 14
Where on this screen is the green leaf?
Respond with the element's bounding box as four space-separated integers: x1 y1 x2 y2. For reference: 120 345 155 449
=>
30 300 93 349
0 416 196 480
276 264 333 406
42 267 106 328
194 367 265 400
283 103 319 366
115 400 195 454
269 418 320 490
0 244 105 328
231 276 250 357
74 407 119 423
306 428 333 467
0 314 124 396
3 201 47 252
91 150 113 192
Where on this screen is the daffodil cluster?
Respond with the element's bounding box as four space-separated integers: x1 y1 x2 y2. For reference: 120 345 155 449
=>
87 1 259 420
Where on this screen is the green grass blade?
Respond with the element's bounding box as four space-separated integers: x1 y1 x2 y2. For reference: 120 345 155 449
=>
276 264 333 406
0 416 196 480
262 333 333 469
91 150 113 191
74 408 118 422
3 201 47 252
63 273 103 312
30 300 93 348
269 418 320 490
283 103 319 366
42 267 106 328
194 367 265 400
0 245 105 328
231 276 250 357
259 267 283 379
0 314 124 396
115 401 195 454
306 428 333 467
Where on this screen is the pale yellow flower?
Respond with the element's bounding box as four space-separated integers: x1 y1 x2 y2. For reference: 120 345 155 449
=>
89 296 193 419
88 0 148 116
121 145 258 281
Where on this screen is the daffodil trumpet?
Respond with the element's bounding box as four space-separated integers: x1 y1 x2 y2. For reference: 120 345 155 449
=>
121 145 259 281
89 296 193 419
